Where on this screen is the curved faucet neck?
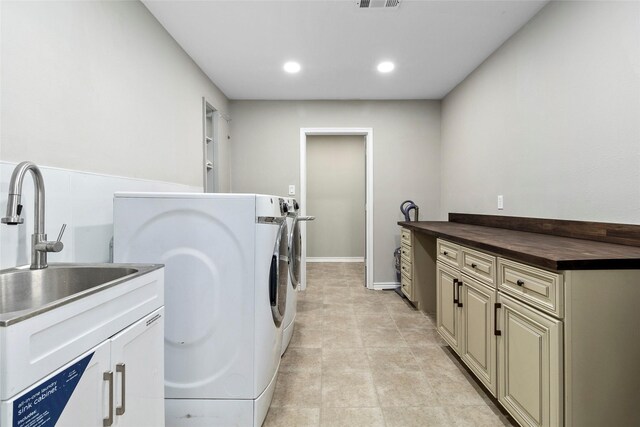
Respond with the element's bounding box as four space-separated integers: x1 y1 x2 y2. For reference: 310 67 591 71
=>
1 161 65 270
5 161 46 234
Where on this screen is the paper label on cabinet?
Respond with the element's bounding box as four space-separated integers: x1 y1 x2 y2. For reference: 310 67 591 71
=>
12 352 94 427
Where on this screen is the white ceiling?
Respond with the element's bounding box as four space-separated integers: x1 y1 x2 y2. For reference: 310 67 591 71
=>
143 0 548 100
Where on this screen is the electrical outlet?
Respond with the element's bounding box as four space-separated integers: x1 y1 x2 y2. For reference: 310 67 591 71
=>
288 185 295 196
497 195 504 210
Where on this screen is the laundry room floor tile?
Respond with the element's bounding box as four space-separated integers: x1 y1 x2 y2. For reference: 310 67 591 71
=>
361 325 408 348
322 370 379 408
264 263 517 426
371 369 438 408
290 325 323 349
322 326 364 348
382 406 451 427
322 347 370 373
365 347 420 372
320 407 385 427
271 371 322 408
280 347 322 374
263 407 320 427
445 405 513 426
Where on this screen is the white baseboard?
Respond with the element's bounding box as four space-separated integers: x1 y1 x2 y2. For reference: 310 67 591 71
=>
373 282 400 290
307 257 365 263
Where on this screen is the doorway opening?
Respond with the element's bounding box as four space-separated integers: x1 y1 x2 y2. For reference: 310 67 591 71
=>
299 127 374 290
307 135 365 264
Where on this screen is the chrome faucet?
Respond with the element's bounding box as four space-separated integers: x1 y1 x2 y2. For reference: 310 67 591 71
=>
1 161 66 269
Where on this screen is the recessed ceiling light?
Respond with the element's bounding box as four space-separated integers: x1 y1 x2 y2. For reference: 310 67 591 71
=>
284 61 301 73
377 61 395 73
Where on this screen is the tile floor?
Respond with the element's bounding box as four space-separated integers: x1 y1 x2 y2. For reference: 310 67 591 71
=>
264 262 517 427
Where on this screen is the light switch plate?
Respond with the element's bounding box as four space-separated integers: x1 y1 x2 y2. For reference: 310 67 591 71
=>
497 195 504 210
288 185 295 196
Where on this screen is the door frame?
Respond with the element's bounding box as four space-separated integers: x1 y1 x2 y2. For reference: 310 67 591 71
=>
299 127 374 290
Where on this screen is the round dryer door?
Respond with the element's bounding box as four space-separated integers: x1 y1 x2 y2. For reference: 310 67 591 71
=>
269 220 289 327
289 215 302 289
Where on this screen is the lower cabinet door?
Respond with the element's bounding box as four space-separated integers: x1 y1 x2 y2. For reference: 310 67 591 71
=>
110 308 165 427
1 341 111 427
460 276 497 396
436 262 461 353
497 293 563 427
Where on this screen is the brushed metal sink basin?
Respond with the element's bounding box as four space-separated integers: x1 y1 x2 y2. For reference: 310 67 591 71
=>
0 263 162 326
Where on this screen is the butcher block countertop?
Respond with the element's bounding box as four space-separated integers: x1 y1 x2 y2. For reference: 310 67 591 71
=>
398 216 640 271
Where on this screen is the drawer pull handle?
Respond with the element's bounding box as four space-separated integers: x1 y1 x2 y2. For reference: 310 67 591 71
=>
116 363 126 416
494 303 502 336
516 279 525 286
103 371 114 426
471 263 477 269
443 251 448 256
452 278 458 305
457 280 463 308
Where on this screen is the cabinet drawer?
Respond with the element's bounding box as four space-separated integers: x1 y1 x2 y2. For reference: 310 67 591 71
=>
461 247 496 286
401 228 412 247
437 239 460 267
400 257 412 277
498 258 563 318
400 243 412 260
401 271 412 297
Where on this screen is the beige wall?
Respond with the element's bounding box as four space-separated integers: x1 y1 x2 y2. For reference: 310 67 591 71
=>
229 100 441 284
0 0 230 189
441 1 640 223
307 135 365 258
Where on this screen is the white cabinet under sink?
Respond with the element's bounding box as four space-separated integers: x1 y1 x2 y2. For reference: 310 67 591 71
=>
109 309 164 427
0 266 164 427
0 309 164 427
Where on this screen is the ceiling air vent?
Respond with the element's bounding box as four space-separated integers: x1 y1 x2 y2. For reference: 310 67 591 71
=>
358 0 400 9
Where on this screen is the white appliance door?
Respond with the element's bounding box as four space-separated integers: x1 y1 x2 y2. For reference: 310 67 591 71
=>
296 216 315 291
269 219 288 326
288 214 301 290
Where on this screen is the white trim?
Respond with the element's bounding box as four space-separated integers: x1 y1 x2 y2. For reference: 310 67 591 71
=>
307 257 365 263
299 127 374 290
0 160 203 191
373 282 400 290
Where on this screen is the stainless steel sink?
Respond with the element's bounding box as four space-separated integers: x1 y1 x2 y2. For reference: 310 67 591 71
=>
0 263 163 326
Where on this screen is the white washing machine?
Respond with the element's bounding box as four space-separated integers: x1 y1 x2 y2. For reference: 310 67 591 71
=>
281 198 314 356
113 193 288 427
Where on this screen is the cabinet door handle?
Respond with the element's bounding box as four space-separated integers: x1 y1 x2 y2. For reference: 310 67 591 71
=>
452 278 458 305
494 303 502 336
516 279 525 287
103 371 114 427
471 263 477 269
457 281 463 307
443 250 448 256
116 363 126 416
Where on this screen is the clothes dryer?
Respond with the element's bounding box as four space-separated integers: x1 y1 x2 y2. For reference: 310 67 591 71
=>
281 198 298 355
281 198 314 355
113 193 288 427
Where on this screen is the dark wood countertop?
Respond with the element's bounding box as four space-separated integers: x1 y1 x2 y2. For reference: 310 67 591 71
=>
399 221 640 271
